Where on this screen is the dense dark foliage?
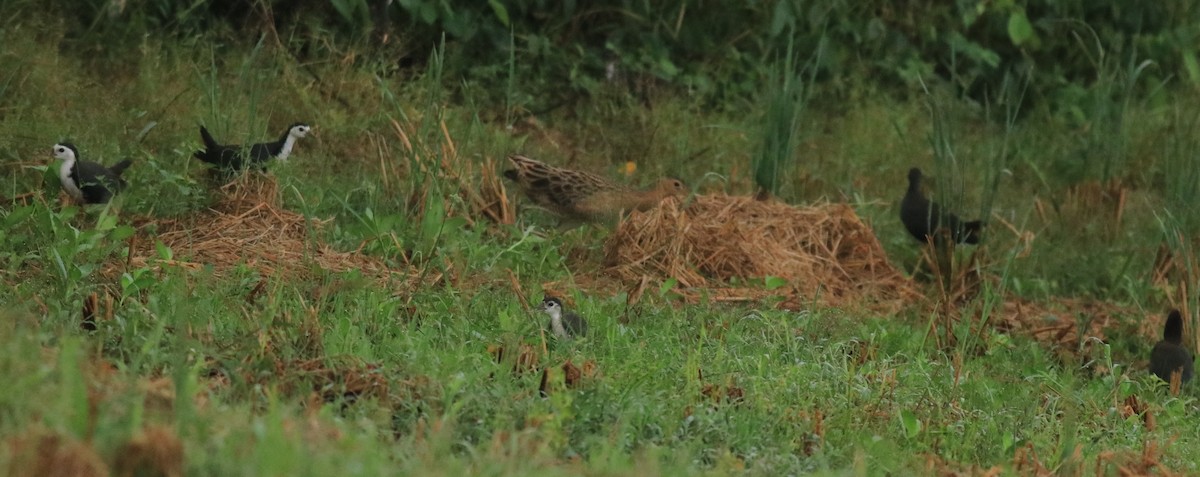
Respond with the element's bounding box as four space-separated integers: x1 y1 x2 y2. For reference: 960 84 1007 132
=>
15 1 1200 111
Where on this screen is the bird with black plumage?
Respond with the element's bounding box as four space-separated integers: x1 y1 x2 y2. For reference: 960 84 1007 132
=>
900 167 983 246
1150 309 1193 389
51 143 132 205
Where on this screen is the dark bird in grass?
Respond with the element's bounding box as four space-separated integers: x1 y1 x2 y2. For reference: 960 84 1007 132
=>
540 296 588 339
503 154 686 223
52 143 132 205
900 167 983 245
1150 309 1194 385
192 123 312 172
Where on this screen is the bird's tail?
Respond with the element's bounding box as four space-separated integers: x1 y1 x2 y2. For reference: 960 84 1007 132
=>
199 126 220 148
961 220 984 244
109 159 133 176
192 124 223 164
193 126 220 163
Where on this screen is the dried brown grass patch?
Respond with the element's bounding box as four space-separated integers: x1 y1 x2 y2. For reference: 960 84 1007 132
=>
106 175 412 286
6 428 109 477
986 297 1150 353
488 343 543 376
921 452 1002 477
1012 441 1183 477
1120 394 1155 431
277 357 391 404
113 425 184 477
604 194 919 310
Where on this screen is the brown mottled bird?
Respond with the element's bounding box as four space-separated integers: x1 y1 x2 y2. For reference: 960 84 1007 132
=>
503 154 686 223
1150 309 1194 385
900 167 983 245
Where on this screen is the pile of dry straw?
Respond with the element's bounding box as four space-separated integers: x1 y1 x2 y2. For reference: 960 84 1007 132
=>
111 176 409 285
604 194 920 308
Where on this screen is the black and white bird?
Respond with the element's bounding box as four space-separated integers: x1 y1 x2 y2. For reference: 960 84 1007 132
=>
900 167 983 246
539 296 588 339
192 123 312 171
52 143 132 205
1150 309 1194 385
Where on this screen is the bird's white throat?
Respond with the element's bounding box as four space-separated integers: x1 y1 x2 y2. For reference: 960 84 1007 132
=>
58 157 83 200
545 308 568 338
277 133 298 162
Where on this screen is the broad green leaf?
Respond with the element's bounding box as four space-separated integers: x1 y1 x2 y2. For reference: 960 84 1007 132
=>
110 224 135 241
488 0 510 27
765 276 788 290
156 240 173 260
95 211 118 231
3 205 36 226
1183 50 1200 85
1007 11 1034 46
330 0 355 24
899 409 922 438
659 277 678 296
769 0 792 36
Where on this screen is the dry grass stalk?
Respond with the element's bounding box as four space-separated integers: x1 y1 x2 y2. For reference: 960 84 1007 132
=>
385 115 518 227
920 239 987 349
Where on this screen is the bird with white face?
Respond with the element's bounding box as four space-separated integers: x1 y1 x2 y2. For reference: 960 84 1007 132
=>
539 296 588 339
52 143 132 205
193 122 312 172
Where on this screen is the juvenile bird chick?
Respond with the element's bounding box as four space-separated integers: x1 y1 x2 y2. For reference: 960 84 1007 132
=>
900 167 983 245
503 154 686 223
540 296 588 339
1150 309 1194 385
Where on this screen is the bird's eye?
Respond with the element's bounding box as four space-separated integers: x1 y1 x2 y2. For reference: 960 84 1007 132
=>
55 147 63 153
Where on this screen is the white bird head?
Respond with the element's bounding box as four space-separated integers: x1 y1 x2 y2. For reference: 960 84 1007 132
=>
52 143 79 163
288 123 313 139
539 296 564 320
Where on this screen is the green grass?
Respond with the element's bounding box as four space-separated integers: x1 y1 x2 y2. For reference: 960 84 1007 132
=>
2 13 1200 477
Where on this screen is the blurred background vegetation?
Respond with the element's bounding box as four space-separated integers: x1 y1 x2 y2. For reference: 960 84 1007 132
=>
22 0 1199 114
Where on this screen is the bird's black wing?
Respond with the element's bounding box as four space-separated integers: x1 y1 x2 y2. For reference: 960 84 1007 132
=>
246 141 278 167
74 161 124 204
